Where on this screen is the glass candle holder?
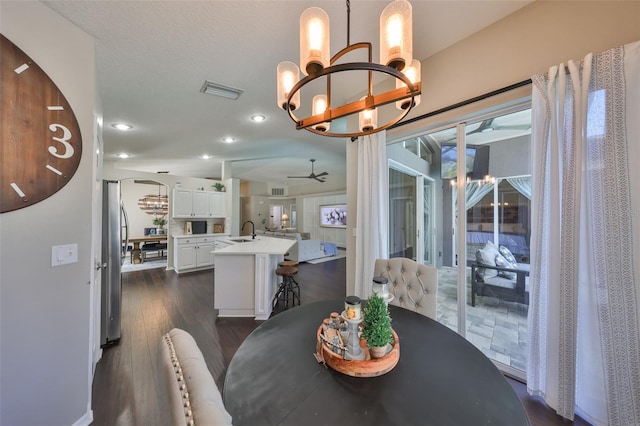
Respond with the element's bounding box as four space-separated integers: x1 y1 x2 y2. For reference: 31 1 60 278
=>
345 296 362 320
372 276 389 298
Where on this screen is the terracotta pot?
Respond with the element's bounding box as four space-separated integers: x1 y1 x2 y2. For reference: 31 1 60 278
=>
369 345 388 359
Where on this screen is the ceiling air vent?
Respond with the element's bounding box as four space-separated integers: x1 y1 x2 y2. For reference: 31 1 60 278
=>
272 188 285 196
200 80 243 100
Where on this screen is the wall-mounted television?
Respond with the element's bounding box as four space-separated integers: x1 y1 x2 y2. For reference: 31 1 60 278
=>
440 144 490 180
320 204 347 228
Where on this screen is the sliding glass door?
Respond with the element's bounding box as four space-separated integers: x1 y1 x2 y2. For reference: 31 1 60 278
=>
388 106 532 379
388 158 435 267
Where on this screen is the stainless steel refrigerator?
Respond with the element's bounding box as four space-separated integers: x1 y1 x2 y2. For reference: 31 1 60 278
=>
100 180 129 347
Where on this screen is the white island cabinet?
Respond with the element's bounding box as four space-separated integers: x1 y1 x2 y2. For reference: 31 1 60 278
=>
173 234 230 273
214 236 296 320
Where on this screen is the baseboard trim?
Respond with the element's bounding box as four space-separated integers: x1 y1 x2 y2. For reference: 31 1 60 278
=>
72 409 93 426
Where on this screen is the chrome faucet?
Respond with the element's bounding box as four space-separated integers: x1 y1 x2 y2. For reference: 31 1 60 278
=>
242 220 256 239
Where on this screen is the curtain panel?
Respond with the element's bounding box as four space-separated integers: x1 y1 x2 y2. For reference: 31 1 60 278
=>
528 40 640 425
506 176 532 200
452 180 495 212
354 132 389 299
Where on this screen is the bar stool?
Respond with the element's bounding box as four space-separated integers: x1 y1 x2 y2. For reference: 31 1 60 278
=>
279 260 300 299
272 266 300 310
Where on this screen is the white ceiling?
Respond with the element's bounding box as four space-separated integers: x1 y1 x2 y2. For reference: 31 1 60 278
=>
43 0 532 191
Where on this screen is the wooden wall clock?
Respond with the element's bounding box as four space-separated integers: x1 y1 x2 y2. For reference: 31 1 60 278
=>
1 34 83 213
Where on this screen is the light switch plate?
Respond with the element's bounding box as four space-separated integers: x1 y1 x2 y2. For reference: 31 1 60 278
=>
52 243 78 267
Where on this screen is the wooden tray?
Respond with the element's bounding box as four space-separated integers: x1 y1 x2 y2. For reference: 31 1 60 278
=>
315 326 400 377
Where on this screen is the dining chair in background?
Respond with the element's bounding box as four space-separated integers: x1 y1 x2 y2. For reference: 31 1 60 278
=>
374 258 438 320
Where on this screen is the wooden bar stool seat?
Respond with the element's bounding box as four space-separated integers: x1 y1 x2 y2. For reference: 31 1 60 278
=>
272 267 300 310
278 260 299 268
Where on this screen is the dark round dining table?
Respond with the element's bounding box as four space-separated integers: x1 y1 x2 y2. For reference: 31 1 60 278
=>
223 300 529 425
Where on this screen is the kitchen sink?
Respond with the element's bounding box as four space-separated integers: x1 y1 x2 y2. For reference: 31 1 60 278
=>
228 238 258 243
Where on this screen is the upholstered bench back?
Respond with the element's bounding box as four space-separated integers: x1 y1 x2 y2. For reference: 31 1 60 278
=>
160 328 232 426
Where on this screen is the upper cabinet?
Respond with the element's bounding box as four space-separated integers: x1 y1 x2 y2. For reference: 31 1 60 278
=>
173 188 226 218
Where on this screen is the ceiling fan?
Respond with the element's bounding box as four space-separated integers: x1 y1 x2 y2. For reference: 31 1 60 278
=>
287 159 328 183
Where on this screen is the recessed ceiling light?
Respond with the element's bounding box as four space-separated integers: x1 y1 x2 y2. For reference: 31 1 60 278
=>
251 114 266 122
201 154 211 159
222 137 236 143
111 123 133 131
117 153 130 159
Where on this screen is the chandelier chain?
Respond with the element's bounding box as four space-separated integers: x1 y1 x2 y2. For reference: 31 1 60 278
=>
346 0 351 47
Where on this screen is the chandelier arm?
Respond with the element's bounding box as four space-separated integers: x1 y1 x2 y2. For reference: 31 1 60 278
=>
330 42 371 66
296 82 420 128
304 104 413 138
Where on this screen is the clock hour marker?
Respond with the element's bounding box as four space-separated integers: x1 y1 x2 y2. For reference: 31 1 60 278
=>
14 63 29 74
10 183 26 198
47 106 64 111
46 165 63 175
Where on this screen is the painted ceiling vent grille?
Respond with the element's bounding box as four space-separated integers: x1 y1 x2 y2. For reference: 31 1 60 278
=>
200 80 244 100
272 188 285 196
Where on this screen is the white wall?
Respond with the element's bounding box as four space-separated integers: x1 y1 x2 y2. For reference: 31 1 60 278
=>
302 193 347 248
0 2 96 424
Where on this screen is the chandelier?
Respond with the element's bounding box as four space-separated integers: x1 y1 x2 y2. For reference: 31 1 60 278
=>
276 0 421 139
138 184 168 217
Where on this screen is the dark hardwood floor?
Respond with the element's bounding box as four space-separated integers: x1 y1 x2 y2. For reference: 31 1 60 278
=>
92 259 589 425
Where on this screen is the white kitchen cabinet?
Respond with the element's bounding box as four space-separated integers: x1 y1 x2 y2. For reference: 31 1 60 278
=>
173 188 194 218
172 188 226 218
192 190 211 217
211 192 225 217
173 236 218 273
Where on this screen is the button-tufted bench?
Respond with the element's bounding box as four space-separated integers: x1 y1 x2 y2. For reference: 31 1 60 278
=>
160 328 233 426
373 258 438 319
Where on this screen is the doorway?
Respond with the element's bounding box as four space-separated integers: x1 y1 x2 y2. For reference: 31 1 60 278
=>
121 179 169 272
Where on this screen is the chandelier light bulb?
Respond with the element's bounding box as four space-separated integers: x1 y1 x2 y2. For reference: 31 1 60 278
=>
359 97 378 132
380 0 413 70
396 59 421 110
308 18 324 51
300 7 330 76
386 14 403 51
276 61 300 110
312 94 330 132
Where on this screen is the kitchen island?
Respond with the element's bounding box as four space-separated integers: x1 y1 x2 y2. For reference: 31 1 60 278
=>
213 236 296 320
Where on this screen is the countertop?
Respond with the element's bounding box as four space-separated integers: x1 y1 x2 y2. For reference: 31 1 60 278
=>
173 233 229 239
214 236 295 255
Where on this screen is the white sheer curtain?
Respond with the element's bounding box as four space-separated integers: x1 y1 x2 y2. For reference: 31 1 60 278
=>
506 176 532 200
354 132 389 298
452 180 495 211
528 40 640 425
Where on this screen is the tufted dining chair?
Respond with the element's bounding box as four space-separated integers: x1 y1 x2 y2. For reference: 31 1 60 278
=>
374 258 438 320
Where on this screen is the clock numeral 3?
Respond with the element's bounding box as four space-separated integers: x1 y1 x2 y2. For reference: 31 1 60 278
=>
48 123 74 159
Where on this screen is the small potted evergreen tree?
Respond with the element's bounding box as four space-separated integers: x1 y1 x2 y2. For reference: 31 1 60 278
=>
361 292 394 358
